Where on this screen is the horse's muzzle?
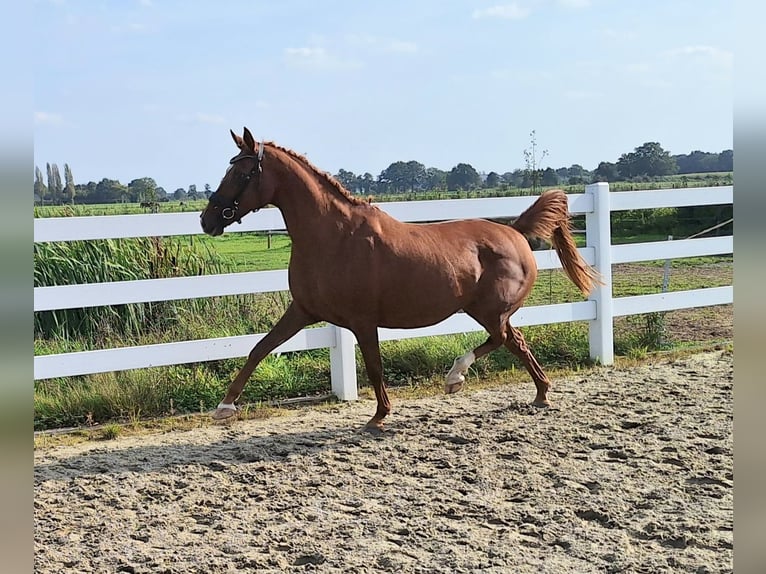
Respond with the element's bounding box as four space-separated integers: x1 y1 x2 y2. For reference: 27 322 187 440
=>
200 211 224 236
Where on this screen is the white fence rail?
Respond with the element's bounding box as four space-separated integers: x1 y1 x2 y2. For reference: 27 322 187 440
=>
34 184 733 401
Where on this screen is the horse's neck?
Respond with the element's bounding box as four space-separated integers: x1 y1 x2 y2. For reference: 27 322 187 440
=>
273 161 354 245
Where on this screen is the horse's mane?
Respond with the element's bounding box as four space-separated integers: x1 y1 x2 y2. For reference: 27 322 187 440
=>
270 142 372 207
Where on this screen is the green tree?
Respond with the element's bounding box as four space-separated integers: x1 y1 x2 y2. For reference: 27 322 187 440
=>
618 142 677 178
717 149 733 171
128 177 158 203
424 167 447 190
76 181 97 203
34 166 47 204
484 171 501 189
446 163 481 191
566 164 589 185
46 163 63 204
63 164 76 204
674 150 714 174
335 169 358 192
173 188 187 200
541 167 558 186
505 170 525 188
93 178 127 203
594 161 619 182
360 172 375 194
378 161 426 193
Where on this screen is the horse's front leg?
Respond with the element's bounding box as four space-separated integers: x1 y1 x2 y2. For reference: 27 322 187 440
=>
212 302 315 420
353 326 391 432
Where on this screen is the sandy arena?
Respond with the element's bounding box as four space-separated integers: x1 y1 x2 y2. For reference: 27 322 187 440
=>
34 350 732 573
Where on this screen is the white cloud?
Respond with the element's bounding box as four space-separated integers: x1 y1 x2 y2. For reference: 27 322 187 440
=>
557 0 591 8
34 111 64 126
386 40 418 54
284 45 362 71
176 112 226 125
564 89 603 100
666 45 733 69
194 113 226 125
602 28 638 41
345 34 418 54
624 62 652 75
110 22 152 35
472 4 530 20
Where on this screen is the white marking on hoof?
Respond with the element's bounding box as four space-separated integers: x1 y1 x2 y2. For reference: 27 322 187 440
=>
445 351 475 394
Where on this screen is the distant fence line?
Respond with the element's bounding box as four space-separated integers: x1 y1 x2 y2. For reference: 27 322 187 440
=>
34 184 733 401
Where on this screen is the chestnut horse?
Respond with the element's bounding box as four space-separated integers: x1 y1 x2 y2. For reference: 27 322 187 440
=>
200 128 600 430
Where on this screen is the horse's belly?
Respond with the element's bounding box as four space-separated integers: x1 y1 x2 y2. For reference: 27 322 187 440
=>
375 288 466 329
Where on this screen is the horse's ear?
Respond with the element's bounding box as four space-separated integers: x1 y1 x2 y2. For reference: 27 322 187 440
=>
230 129 245 149
242 127 256 152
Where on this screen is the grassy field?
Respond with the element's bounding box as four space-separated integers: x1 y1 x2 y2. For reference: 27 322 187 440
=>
193 232 292 272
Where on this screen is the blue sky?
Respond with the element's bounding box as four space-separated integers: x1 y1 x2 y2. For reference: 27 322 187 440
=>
34 0 732 193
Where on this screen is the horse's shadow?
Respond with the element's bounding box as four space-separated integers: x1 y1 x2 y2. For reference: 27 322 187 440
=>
34 422 391 483
34 397 555 484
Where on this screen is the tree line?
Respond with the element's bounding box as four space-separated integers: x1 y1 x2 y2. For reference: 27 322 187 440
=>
34 142 733 205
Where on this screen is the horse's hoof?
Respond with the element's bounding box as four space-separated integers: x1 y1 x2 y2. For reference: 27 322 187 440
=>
531 399 552 408
363 419 388 435
211 406 238 420
444 381 464 394
444 371 465 394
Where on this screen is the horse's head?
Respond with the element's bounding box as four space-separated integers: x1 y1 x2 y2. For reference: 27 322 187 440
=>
200 127 274 236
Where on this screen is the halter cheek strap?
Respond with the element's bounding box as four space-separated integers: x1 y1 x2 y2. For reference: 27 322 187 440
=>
208 141 265 222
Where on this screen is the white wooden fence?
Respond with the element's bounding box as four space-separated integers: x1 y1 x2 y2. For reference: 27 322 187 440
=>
34 183 734 401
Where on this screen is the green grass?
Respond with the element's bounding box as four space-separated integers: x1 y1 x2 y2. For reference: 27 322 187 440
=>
194 232 292 272
34 201 209 217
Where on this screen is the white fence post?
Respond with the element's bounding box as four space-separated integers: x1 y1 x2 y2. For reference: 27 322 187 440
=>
329 326 358 400
585 182 614 365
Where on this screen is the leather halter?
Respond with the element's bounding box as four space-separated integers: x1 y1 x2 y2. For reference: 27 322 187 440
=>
207 141 265 223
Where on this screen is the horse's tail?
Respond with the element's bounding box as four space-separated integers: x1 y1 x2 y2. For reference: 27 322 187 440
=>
512 190 603 296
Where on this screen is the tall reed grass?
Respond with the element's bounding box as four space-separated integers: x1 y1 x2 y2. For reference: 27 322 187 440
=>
34 236 233 341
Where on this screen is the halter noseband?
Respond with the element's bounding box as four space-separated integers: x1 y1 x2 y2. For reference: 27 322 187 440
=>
208 141 265 223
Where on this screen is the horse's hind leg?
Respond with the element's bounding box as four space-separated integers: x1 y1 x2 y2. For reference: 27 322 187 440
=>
504 325 552 407
445 308 509 394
